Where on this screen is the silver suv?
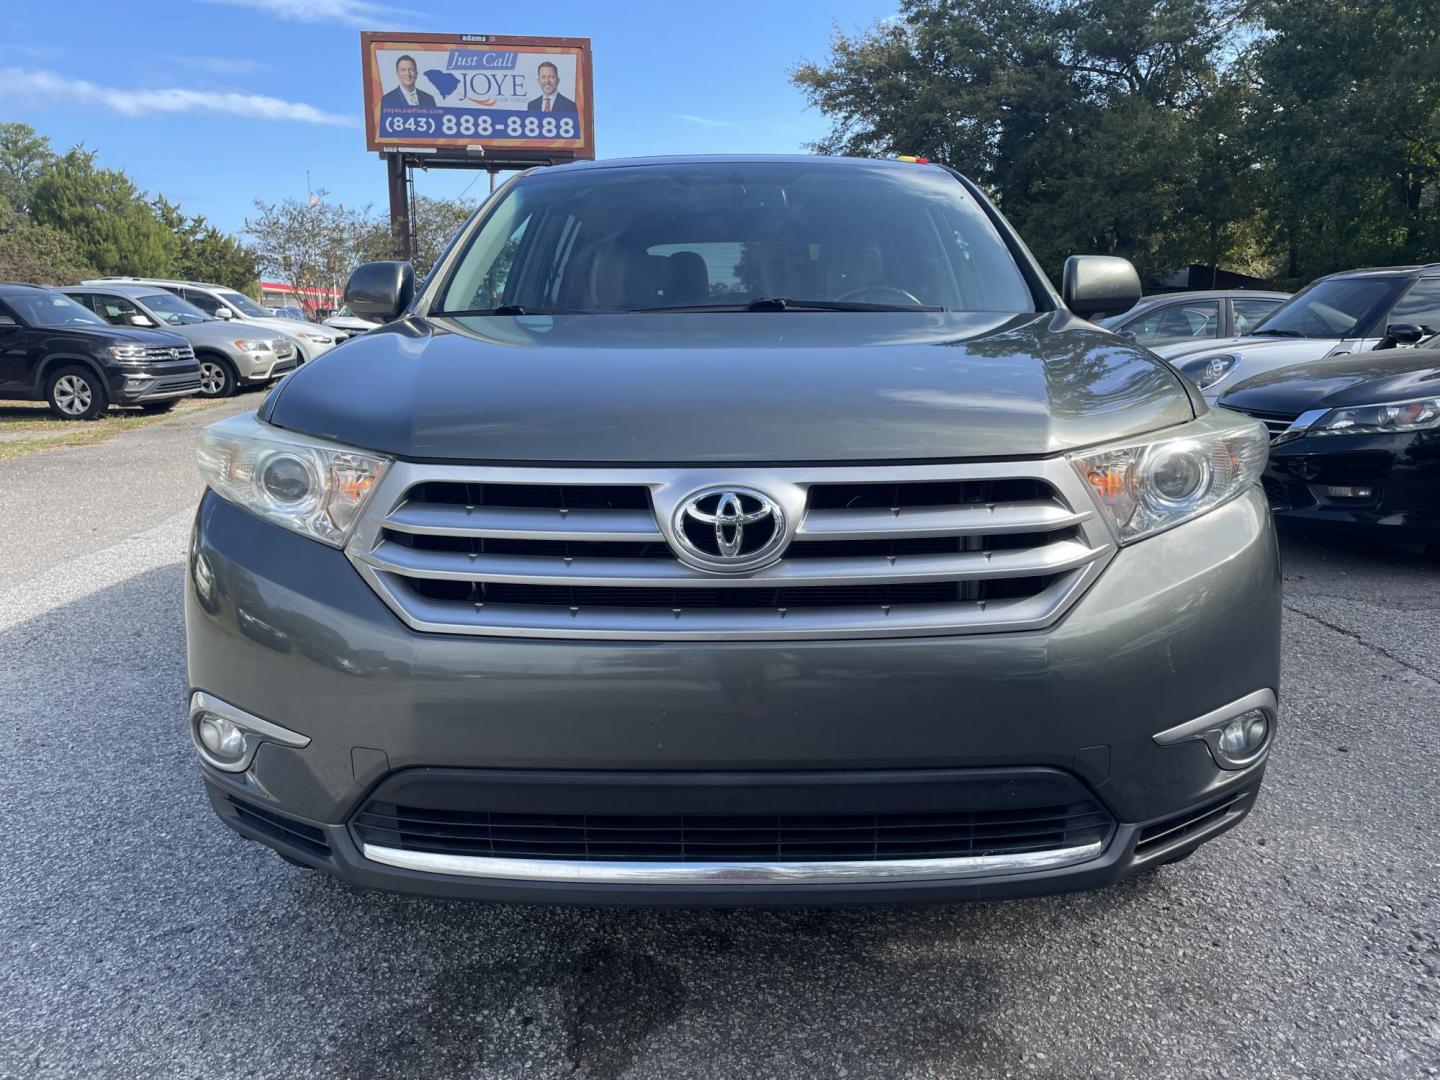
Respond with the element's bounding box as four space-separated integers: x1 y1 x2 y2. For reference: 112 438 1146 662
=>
187 156 1280 906
66 284 296 397
84 278 338 364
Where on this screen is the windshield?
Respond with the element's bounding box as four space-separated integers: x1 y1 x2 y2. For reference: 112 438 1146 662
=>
219 290 271 318
140 292 211 325
437 161 1035 315
8 292 110 328
1252 278 1403 339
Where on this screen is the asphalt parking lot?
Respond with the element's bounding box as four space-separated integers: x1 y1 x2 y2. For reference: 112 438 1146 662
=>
1 406 1437 1080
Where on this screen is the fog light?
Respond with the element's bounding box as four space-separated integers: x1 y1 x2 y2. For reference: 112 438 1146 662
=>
1217 708 1269 764
1312 484 1374 500
197 713 248 761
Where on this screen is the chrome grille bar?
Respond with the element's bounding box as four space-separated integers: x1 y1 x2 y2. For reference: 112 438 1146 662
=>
357 535 1103 587
384 503 664 541
797 501 1091 540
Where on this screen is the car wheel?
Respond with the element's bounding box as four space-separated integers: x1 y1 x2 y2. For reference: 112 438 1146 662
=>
46 365 109 421
197 356 237 398
139 400 180 414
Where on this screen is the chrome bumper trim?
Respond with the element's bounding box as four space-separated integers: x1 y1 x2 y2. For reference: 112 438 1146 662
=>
1152 688 1277 746
189 691 311 772
360 838 1107 885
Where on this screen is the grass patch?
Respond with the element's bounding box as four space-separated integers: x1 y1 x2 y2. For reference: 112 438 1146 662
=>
0 397 237 461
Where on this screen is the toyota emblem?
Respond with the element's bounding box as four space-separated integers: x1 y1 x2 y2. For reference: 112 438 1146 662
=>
671 487 787 572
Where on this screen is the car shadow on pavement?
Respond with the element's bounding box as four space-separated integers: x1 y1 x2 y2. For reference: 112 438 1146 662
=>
0 559 1188 1080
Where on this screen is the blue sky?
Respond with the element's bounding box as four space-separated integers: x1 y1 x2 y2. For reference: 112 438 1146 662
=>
1 0 895 237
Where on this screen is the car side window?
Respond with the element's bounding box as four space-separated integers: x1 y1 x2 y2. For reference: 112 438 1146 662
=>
1232 299 1282 336
89 294 147 326
178 288 223 317
1390 278 1440 335
1125 300 1220 345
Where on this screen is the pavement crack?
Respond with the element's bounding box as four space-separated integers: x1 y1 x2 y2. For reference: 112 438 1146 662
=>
1284 601 1440 687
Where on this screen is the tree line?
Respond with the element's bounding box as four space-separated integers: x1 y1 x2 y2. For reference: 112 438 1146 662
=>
0 122 475 306
793 0 1440 287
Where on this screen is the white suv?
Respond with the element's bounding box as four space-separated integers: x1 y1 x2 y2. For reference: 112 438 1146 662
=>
84 278 339 364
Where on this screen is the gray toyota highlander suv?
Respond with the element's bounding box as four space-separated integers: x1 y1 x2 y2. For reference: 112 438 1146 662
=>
186 156 1280 905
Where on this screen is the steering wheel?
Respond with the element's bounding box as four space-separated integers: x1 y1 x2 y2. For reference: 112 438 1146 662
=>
835 285 926 306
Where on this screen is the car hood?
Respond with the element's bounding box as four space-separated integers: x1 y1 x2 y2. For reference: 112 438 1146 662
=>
1152 334 1344 364
1220 353 1440 414
54 325 189 347
237 315 323 339
265 311 1196 462
166 320 288 347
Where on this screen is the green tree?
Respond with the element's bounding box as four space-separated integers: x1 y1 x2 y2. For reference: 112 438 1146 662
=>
28 147 178 277
0 203 94 284
152 196 259 293
793 0 1262 283
409 195 476 278
0 123 55 214
1249 0 1440 283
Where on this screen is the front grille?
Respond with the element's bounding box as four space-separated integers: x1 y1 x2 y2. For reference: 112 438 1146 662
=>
140 344 194 362
273 341 296 359
1231 408 1298 440
354 799 1114 863
347 462 1114 640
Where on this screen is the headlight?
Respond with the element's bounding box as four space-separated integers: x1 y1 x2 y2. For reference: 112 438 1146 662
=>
233 339 272 352
1179 354 1238 391
1070 420 1268 543
107 344 149 363
197 412 391 547
1303 396 1440 437
298 331 334 344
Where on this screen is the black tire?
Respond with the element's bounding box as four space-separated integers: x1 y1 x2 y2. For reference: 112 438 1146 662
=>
45 364 109 421
196 354 237 398
139 400 180 414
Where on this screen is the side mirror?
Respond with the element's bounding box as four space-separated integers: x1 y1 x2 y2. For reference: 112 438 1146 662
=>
1062 255 1142 320
128 314 156 328
0 314 16 328
214 307 233 319
345 261 415 322
1385 322 1425 346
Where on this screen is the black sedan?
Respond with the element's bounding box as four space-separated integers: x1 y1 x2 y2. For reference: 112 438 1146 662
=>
1219 336 1440 545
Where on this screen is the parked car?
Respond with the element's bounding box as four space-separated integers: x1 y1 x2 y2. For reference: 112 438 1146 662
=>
1099 290 1289 348
1220 336 1440 546
65 284 298 398
83 278 339 364
0 283 199 419
187 155 1278 906
1155 265 1440 401
323 305 381 337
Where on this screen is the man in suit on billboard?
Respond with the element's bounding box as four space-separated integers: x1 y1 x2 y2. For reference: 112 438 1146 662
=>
381 55 436 108
527 61 577 113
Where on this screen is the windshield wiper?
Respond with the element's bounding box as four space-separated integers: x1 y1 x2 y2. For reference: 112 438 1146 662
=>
631 297 945 313
1250 328 1306 338
435 305 590 316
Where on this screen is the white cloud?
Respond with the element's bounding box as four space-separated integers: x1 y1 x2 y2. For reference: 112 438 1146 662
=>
198 0 414 25
676 114 736 128
164 54 273 76
0 67 355 127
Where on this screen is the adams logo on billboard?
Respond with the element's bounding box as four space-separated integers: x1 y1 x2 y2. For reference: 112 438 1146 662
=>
361 32 593 161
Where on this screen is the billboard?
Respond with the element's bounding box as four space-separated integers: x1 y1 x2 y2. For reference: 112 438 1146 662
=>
361 32 594 161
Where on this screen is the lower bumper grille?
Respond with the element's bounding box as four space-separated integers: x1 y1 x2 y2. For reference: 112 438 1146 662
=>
1135 787 1256 856
354 797 1114 864
226 795 331 859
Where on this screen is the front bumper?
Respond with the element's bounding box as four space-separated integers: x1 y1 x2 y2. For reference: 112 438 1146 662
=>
1263 429 1440 541
235 351 299 383
110 364 202 403
186 486 1282 904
